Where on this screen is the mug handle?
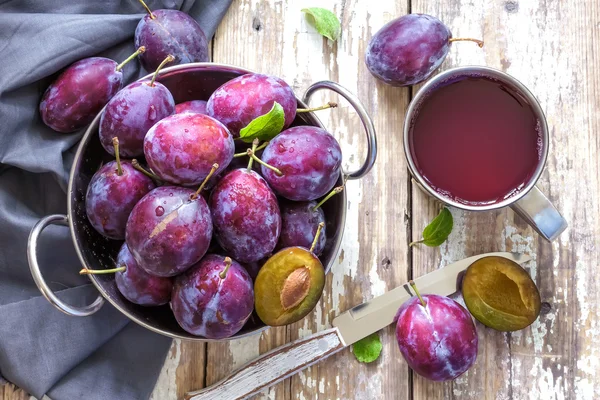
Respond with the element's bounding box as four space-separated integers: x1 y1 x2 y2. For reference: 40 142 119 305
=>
510 187 568 241
302 81 377 179
27 214 104 316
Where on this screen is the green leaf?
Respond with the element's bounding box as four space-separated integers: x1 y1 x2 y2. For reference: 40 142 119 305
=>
411 207 454 247
301 8 341 41
239 102 285 143
352 332 382 363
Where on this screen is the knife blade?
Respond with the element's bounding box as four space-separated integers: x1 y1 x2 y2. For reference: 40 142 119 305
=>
185 252 530 400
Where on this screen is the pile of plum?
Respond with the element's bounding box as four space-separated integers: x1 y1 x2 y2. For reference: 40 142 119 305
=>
84 69 342 339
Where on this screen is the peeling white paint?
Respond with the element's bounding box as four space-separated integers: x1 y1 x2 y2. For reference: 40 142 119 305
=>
150 340 181 400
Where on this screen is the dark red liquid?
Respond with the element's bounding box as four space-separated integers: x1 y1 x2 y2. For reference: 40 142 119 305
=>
409 77 542 205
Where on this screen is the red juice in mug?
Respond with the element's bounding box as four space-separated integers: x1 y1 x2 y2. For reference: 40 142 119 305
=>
409 77 543 205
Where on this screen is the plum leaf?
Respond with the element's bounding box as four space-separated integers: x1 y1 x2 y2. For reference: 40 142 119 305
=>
239 102 285 143
301 8 341 41
352 332 383 363
410 207 453 247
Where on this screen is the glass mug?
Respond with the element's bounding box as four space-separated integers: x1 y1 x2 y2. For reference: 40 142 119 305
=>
403 66 567 241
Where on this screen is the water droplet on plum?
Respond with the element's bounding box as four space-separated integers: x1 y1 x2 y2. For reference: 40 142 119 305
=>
155 206 165 216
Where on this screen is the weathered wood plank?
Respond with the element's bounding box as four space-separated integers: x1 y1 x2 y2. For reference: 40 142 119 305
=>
0 385 27 400
410 1 600 399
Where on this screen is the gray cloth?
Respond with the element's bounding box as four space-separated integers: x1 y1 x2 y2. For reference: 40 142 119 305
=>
0 1 232 399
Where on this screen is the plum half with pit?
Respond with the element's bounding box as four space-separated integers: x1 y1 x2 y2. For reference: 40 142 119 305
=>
260 126 342 201
365 14 483 86
175 100 208 115
144 113 234 186
135 3 208 72
171 254 254 338
209 169 281 263
206 73 297 137
86 139 155 240
395 283 478 381
125 186 212 277
40 49 143 133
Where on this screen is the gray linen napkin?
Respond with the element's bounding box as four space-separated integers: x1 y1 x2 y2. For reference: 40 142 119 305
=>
0 1 232 399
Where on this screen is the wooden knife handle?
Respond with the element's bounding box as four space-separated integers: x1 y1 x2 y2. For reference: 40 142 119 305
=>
184 327 346 400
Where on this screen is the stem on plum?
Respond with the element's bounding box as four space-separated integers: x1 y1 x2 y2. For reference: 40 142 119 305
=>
247 150 283 176
309 222 325 253
190 163 219 200
116 47 146 71
112 137 123 176
219 257 232 279
296 102 338 113
449 37 484 48
247 139 259 170
132 159 161 182
312 186 344 211
233 140 269 158
409 280 427 307
80 265 126 275
138 0 156 19
149 55 174 87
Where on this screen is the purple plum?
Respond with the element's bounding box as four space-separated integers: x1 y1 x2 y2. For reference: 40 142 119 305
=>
277 201 326 256
40 58 123 133
206 73 297 137
209 169 281 263
175 100 208 115
99 80 175 157
125 186 212 277
171 254 254 338
260 126 342 201
395 294 478 381
135 9 209 72
85 158 156 240
114 243 172 306
144 113 234 186
365 14 483 86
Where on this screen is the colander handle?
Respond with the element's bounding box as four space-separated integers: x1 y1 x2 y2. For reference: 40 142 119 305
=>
303 81 377 180
27 214 104 317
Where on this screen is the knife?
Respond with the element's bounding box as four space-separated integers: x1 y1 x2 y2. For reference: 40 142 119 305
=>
185 252 530 400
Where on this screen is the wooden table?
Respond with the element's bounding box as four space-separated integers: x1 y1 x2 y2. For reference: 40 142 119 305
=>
3 0 599 399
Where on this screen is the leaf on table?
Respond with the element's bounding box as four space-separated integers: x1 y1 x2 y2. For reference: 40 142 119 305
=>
411 207 453 247
301 8 341 41
239 102 285 143
352 332 383 363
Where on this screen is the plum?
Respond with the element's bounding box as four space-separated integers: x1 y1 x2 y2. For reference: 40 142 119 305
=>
255 224 326 326
209 169 281 263
86 139 156 240
125 185 212 277
135 3 208 72
114 243 172 306
365 14 483 86
395 284 478 381
99 56 175 157
260 126 342 201
175 100 208 115
40 49 143 133
171 254 254 338
278 201 326 255
206 73 297 137
144 113 234 186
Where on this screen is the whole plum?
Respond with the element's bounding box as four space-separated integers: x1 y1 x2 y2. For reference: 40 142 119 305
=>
209 169 281 263
175 100 208 115
126 186 212 277
171 254 254 338
395 292 478 381
99 80 175 157
114 243 172 306
144 113 234 186
40 58 122 133
206 74 296 137
135 8 208 72
86 153 156 240
365 14 483 86
277 201 326 256
260 126 342 201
